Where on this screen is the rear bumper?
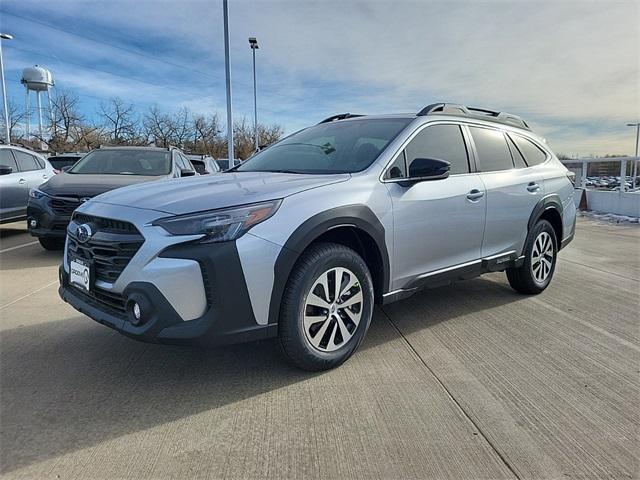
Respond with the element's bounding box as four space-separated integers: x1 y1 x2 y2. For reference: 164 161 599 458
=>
59 240 277 346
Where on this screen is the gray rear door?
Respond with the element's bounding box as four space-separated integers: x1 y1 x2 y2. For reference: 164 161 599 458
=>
0 149 27 220
467 125 545 257
384 123 486 289
13 150 51 191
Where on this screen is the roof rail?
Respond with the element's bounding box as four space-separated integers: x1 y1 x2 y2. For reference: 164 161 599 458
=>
417 102 530 130
318 113 364 124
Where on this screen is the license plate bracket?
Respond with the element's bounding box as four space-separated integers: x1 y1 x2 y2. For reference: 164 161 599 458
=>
69 256 93 292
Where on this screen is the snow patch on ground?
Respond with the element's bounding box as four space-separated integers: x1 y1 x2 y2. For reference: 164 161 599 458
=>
579 210 640 224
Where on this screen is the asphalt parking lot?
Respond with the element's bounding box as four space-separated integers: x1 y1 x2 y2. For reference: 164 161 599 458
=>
0 217 638 479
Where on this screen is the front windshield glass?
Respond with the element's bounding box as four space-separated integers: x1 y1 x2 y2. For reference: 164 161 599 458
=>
236 118 411 174
69 149 171 176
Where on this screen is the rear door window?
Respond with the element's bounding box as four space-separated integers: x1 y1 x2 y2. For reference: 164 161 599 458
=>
511 134 548 166
469 127 513 172
13 151 43 171
0 149 18 172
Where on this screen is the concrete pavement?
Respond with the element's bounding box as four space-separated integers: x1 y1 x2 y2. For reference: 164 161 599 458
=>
0 217 638 479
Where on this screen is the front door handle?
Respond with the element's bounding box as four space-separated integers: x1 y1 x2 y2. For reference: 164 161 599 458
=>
466 189 485 201
18 178 26 185
527 182 540 192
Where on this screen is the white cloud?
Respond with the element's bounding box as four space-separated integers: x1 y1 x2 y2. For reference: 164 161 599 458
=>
4 0 639 155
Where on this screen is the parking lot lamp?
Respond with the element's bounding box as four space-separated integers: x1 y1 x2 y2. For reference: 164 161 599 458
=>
223 0 234 170
627 122 639 190
249 37 259 152
0 33 13 144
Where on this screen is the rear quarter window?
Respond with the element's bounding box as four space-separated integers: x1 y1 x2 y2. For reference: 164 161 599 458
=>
511 134 548 166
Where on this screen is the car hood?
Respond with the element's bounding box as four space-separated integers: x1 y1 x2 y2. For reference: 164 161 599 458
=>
40 172 160 198
91 171 351 215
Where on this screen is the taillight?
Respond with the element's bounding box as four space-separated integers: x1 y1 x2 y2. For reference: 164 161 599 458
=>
566 171 576 184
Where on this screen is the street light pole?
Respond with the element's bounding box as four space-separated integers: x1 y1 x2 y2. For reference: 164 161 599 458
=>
223 0 234 170
627 122 640 190
0 33 13 144
249 37 259 152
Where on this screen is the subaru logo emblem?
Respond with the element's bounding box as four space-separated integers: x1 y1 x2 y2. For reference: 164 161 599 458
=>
76 224 93 243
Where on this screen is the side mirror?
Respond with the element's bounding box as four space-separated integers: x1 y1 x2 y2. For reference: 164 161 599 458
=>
61 165 73 172
180 168 196 177
0 165 12 175
407 158 450 182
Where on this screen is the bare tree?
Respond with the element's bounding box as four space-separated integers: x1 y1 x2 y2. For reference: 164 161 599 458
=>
99 97 139 144
143 106 173 147
171 107 194 148
230 117 284 160
43 91 85 151
192 113 223 156
0 101 26 142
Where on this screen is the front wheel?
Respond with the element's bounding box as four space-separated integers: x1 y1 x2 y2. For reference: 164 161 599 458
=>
506 219 557 294
278 242 374 371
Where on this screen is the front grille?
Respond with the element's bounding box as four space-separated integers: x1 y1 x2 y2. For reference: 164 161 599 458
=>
49 197 83 216
73 213 138 234
72 285 127 319
68 214 144 283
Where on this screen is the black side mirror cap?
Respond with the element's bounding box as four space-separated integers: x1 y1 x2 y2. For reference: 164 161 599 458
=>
180 168 196 177
408 157 450 179
0 165 13 175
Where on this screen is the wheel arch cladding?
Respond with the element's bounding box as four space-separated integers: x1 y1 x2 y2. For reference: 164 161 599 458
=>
268 205 390 326
528 194 563 247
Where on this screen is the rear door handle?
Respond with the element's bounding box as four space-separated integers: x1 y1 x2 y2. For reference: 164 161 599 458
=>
466 189 485 201
18 178 26 185
527 182 540 192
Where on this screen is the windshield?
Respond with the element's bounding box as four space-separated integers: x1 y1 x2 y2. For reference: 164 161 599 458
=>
69 149 171 176
236 118 411 174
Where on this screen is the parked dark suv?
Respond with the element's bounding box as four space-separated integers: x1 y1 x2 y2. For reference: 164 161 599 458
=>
28 145 197 250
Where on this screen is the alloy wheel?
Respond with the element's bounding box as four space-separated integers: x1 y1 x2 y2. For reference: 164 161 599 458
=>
531 231 554 283
303 267 363 352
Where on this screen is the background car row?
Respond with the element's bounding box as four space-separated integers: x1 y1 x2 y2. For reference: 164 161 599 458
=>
0 144 226 250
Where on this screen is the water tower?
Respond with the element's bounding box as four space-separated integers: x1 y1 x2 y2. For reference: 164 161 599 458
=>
20 65 54 142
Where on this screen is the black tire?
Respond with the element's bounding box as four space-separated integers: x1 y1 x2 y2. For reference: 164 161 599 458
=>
278 242 374 371
38 237 65 251
506 219 557 294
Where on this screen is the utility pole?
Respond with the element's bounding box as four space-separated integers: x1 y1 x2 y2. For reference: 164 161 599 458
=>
0 33 13 144
223 0 234 170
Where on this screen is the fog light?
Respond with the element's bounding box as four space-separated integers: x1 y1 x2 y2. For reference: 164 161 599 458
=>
126 294 152 326
28 218 38 229
133 302 141 321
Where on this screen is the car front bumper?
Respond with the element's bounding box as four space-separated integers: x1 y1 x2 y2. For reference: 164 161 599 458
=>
27 196 72 238
59 228 277 347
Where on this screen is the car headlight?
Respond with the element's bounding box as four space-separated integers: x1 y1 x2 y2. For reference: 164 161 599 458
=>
29 188 50 199
153 200 282 242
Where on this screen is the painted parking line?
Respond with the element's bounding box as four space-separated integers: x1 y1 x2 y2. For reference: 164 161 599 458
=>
0 241 39 254
0 280 58 310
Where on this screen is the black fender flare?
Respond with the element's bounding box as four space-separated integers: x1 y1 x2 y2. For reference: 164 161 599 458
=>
527 193 563 238
528 194 563 230
267 205 390 326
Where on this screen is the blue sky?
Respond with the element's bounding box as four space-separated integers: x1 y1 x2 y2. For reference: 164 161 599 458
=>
1 0 638 156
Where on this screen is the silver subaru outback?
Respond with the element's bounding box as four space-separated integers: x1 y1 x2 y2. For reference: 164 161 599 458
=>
59 103 576 371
